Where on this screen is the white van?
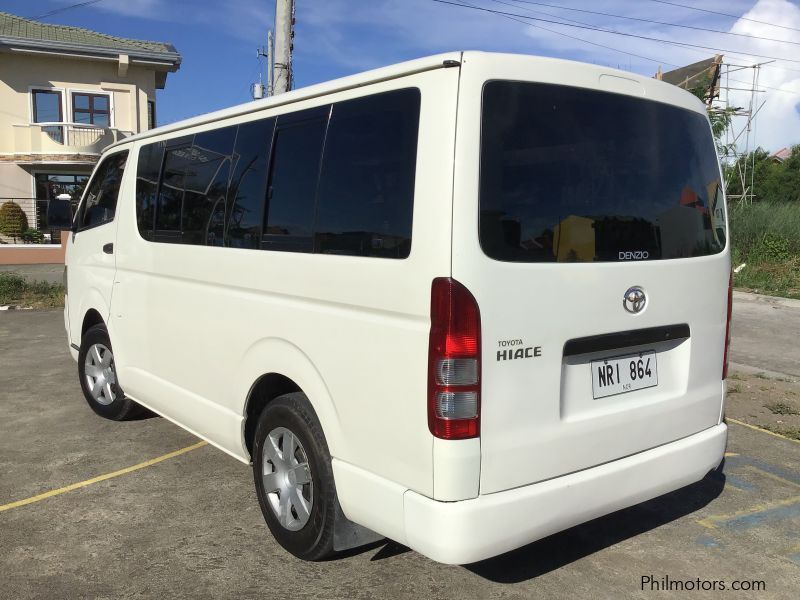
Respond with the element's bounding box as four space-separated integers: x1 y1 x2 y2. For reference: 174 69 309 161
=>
52 52 731 564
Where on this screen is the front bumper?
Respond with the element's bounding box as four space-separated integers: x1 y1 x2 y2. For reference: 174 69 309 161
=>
403 423 727 564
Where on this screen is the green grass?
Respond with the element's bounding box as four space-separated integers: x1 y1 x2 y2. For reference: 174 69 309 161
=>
729 201 800 299
761 425 800 441
764 401 800 416
0 272 64 309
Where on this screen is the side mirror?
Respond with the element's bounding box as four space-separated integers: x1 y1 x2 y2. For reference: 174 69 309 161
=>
47 199 74 230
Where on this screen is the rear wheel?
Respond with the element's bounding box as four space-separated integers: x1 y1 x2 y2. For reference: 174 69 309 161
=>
78 323 141 420
252 392 336 560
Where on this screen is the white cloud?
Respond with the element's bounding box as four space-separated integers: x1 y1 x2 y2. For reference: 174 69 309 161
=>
55 0 800 150
724 0 800 153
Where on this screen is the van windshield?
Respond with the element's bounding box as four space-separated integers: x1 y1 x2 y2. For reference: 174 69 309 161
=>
479 81 726 262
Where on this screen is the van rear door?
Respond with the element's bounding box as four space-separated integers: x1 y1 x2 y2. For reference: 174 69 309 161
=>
451 54 730 494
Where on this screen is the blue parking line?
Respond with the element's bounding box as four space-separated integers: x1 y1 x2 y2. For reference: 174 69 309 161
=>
719 503 800 531
723 474 759 492
695 535 723 548
723 455 800 487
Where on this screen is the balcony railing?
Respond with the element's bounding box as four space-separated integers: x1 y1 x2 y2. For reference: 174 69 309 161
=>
10 122 133 156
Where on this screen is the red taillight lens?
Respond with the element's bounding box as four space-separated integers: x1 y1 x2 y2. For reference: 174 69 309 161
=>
722 271 733 379
428 277 481 439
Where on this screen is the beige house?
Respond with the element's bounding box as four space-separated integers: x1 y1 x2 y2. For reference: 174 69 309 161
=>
0 11 180 240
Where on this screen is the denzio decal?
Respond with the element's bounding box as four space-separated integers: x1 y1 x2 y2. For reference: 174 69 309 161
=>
619 250 650 260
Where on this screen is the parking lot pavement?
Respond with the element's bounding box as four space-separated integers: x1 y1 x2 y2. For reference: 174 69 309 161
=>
1 310 799 600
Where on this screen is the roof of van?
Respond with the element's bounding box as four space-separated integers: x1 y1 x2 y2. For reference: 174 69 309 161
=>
109 51 704 152
107 52 461 152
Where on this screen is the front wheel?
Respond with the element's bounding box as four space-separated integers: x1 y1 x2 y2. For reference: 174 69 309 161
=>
78 323 141 420
252 392 336 560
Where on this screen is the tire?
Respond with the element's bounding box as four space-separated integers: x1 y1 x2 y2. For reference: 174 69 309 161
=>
78 323 141 421
252 392 336 561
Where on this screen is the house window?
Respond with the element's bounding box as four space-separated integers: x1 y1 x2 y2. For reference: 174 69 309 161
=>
32 89 63 122
32 89 64 143
147 100 156 130
34 173 90 235
72 93 110 127
35 173 90 203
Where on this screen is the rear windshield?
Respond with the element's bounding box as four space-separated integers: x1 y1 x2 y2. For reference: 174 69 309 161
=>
479 81 726 262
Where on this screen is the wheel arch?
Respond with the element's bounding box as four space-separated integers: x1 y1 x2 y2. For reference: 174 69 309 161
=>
72 286 110 346
81 308 105 338
237 338 343 462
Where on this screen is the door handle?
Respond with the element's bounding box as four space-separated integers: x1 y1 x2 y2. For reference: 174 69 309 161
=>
102 243 114 254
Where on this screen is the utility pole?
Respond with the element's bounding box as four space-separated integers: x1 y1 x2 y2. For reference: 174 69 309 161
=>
266 29 274 96
273 0 295 95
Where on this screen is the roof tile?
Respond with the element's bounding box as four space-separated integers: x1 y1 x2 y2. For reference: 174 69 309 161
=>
0 11 176 55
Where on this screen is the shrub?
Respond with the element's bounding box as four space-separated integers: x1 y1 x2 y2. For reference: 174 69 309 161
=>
21 228 45 244
0 202 29 242
756 233 790 262
0 272 26 302
0 272 64 307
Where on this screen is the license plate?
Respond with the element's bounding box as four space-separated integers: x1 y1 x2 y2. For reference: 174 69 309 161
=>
591 350 658 399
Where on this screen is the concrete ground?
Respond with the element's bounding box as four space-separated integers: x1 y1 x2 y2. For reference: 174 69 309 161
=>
1 310 799 599
729 291 800 378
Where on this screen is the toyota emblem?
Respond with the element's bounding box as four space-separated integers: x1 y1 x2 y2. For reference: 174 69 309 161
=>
623 287 647 314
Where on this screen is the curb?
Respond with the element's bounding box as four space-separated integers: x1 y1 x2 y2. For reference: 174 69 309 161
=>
733 290 800 309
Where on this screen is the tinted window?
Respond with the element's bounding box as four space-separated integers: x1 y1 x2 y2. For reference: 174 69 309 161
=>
480 81 726 262
314 89 419 258
156 143 191 236
80 151 128 229
262 113 327 252
136 142 164 239
227 119 274 249
183 126 237 246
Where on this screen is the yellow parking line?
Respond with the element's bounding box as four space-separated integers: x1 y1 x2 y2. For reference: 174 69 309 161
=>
728 418 800 445
0 441 208 513
724 452 739 457
697 495 800 529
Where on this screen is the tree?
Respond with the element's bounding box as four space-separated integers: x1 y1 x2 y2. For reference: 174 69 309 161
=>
688 74 737 157
725 146 800 203
0 202 29 243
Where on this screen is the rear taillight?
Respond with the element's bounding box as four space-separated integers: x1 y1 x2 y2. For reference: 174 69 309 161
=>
428 278 481 439
722 272 733 379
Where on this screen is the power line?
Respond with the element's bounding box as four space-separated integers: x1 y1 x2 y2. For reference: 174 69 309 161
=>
492 0 800 75
431 0 800 65
645 0 800 34
445 1 800 97
504 0 800 47
32 0 105 20
482 0 681 68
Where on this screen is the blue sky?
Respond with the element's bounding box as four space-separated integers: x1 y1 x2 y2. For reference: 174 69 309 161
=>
4 0 800 150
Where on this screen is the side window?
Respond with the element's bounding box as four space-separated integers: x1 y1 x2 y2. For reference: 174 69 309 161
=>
183 126 237 246
79 151 129 230
262 109 328 253
314 89 420 258
155 136 192 242
136 141 164 240
227 118 274 249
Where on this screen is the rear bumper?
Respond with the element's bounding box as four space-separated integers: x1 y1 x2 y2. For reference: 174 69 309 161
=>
403 423 727 564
